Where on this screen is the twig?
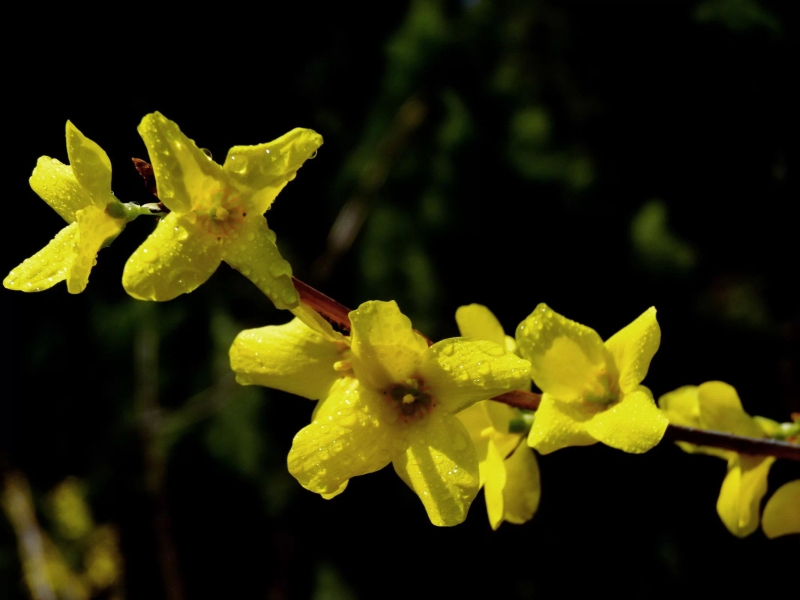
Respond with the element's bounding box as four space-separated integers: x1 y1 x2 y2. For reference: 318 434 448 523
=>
134 315 185 600
292 276 800 462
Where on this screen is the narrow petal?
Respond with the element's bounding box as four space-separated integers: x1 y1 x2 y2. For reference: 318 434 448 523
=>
698 381 764 438
603 307 660 394
658 385 734 460
67 206 125 294
485 401 523 458
230 318 345 400
527 394 597 454
418 338 531 414
501 442 541 526
716 455 775 538
65 121 112 204
137 112 225 213
288 379 394 495
221 216 299 310
762 480 800 538
455 402 491 486
223 128 324 213
515 304 609 400
289 303 345 342
122 212 222 301
349 300 429 390
4 223 77 292
455 304 506 346
29 157 87 222
392 413 479 526
483 441 507 530
585 387 669 453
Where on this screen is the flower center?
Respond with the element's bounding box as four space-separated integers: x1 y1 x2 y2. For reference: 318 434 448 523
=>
384 378 434 423
582 369 620 410
194 186 247 238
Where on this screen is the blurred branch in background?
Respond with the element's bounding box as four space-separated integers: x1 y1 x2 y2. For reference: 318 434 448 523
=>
312 95 427 282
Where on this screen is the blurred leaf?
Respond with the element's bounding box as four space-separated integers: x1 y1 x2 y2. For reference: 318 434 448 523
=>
631 199 697 275
694 0 781 34
311 561 357 600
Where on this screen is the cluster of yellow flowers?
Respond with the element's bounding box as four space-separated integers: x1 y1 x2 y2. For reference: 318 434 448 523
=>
6 115 798 535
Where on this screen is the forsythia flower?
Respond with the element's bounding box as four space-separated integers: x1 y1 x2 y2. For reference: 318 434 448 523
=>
455 304 540 529
235 300 531 526
516 304 668 454
5 122 135 294
658 381 782 537
761 480 800 538
122 112 322 309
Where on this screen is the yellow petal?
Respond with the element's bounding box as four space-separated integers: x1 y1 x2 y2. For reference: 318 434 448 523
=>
658 385 734 460
288 379 394 495
67 206 125 294
697 381 764 438
392 412 479 526
122 212 222 301
527 393 597 454
321 481 348 500
4 223 77 291
230 318 345 400
455 304 506 346
221 215 298 310
762 480 800 538
485 400 523 458
418 338 531 414
515 304 609 400
716 454 775 538
29 157 87 222
137 112 225 213
483 440 507 530
223 127 324 213
289 303 345 342
603 307 660 394
65 121 112 204
501 442 541 526
585 387 669 453
349 300 429 390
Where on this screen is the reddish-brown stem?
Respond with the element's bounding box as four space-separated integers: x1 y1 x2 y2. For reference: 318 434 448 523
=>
292 277 800 463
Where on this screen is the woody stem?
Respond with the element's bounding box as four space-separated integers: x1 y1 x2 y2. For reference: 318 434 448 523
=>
292 277 800 462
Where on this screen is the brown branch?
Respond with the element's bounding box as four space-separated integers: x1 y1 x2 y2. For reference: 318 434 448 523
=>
291 276 800 462
663 424 800 461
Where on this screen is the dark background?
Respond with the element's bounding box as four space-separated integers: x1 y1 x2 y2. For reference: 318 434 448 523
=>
2 1 798 598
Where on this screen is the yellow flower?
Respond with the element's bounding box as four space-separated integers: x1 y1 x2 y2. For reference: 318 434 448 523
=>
4 121 135 294
455 304 541 529
762 480 800 538
285 300 531 526
516 304 668 454
122 112 322 309
658 381 781 537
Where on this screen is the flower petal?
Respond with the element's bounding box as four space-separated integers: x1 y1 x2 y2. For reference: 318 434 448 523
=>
29 157 87 223
349 300 429 390
223 127 323 214
455 304 506 346
585 387 669 453
418 338 531 414
716 455 775 538
485 400 523 457
483 441 507 530
527 394 596 454
501 442 541 527
288 379 394 495
515 304 608 400
320 481 348 500
65 121 112 204
3 223 77 292
67 206 125 294
603 307 660 394
137 112 225 213
762 480 800 538
658 385 734 460
230 318 345 400
697 381 764 438
122 212 222 301
392 413 479 526
221 215 299 310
